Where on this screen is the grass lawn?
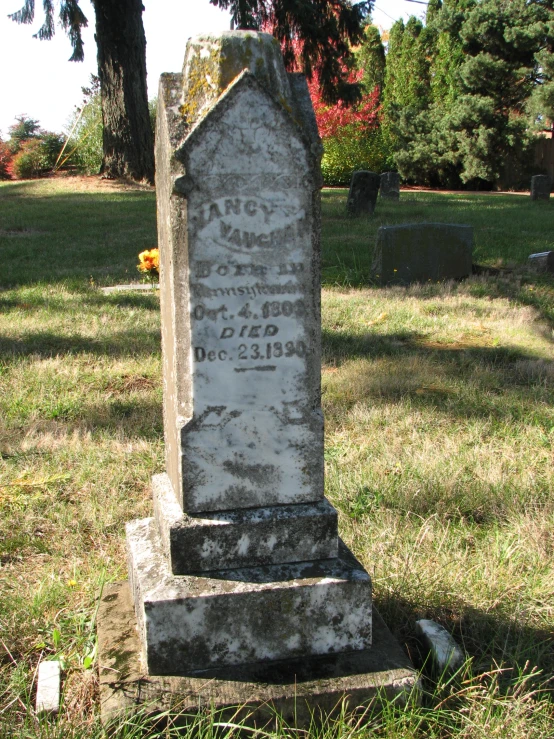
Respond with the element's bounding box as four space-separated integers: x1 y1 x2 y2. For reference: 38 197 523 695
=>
1 178 553 737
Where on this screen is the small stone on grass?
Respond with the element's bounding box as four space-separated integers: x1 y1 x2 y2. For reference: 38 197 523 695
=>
36 660 61 714
415 619 464 673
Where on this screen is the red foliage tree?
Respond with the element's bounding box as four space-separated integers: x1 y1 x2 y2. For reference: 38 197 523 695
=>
0 142 13 180
306 69 381 139
270 31 382 139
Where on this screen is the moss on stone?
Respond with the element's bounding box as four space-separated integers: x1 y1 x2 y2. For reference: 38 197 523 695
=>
180 32 292 126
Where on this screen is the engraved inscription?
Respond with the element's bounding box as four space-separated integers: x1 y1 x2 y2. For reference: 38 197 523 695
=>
190 195 308 255
189 188 310 392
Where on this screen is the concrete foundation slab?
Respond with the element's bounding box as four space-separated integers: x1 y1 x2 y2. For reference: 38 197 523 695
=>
127 518 372 675
152 473 338 573
98 581 419 726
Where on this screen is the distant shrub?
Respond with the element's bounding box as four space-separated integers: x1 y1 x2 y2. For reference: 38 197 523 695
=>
64 76 103 175
12 133 64 179
321 124 393 186
0 141 13 179
7 115 41 154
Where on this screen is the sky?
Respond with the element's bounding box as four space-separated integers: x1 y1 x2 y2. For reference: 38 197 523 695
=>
0 0 426 139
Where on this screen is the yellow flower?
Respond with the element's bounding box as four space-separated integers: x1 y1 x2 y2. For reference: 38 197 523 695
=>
138 248 159 273
67 579 77 587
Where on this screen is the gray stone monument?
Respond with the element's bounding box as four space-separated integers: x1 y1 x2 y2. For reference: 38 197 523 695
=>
372 223 473 285
530 175 550 201
97 30 416 723
380 172 400 201
347 170 381 215
528 250 554 273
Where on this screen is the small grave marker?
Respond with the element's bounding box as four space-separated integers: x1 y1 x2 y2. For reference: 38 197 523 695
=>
415 620 464 673
530 175 550 201
528 250 554 272
347 171 380 215
380 172 400 201
35 660 60 714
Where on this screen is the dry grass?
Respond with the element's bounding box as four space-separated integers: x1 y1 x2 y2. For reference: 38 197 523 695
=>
0 179 553 736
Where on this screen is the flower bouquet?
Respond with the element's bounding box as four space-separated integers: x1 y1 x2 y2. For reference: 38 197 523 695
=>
137 248 159 282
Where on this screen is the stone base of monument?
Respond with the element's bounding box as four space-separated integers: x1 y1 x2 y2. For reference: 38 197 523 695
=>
127 518 373 675
97 582 419 727
152 473 339 574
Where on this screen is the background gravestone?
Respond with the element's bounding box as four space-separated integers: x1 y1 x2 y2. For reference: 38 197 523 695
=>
372 223 473 285
530 175 550 201
380 171 400 201
347 170 380 215
528 250 554 273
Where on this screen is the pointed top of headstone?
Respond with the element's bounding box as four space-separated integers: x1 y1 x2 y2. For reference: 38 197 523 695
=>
181 31 293 126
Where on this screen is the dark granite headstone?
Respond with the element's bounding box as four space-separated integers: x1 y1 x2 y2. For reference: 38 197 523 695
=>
530 175 550 201
528 251 554 272
380 171 400 201
347 170 380 215
372 223 473 285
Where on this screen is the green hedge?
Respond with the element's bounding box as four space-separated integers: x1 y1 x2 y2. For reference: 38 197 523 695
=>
321 124 393 186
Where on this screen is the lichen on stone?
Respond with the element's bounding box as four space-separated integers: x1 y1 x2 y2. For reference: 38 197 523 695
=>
179 32 293 127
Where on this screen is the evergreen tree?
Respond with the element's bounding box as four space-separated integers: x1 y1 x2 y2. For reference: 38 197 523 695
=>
529 46 554 129
451 0 550 183
220 0 372 104
7 115 42 154
9 0 154 183
355 24 386 96
382 18 405 122
382 18 432 120
382 16 435 176
429 0 466 108
526 3 554 129
385 0 554 187
11 0 371 182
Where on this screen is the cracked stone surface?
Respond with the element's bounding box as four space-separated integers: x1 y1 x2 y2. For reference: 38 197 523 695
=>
156 32 324 514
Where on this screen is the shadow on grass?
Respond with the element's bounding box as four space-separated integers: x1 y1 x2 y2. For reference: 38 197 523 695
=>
2 397 163 445
0 290 160 313
377 590 554 692
322 328 554 428
0 328 161 360
323 326 542 369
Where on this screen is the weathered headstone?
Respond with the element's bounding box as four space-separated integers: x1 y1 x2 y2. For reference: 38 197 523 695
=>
380 171 400 201
347 170 380 215
528 250 554 273
530 175 550 201
98 30 417 721
372 223 473 285
129 29 373 674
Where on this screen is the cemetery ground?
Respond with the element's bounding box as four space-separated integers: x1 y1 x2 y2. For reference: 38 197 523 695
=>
0 177 553 737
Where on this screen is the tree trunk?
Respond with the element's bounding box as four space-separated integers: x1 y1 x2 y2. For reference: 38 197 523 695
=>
92 0 154 183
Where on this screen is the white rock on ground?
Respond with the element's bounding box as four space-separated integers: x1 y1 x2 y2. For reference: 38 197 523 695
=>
35 660 60 713
415 619 464 673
